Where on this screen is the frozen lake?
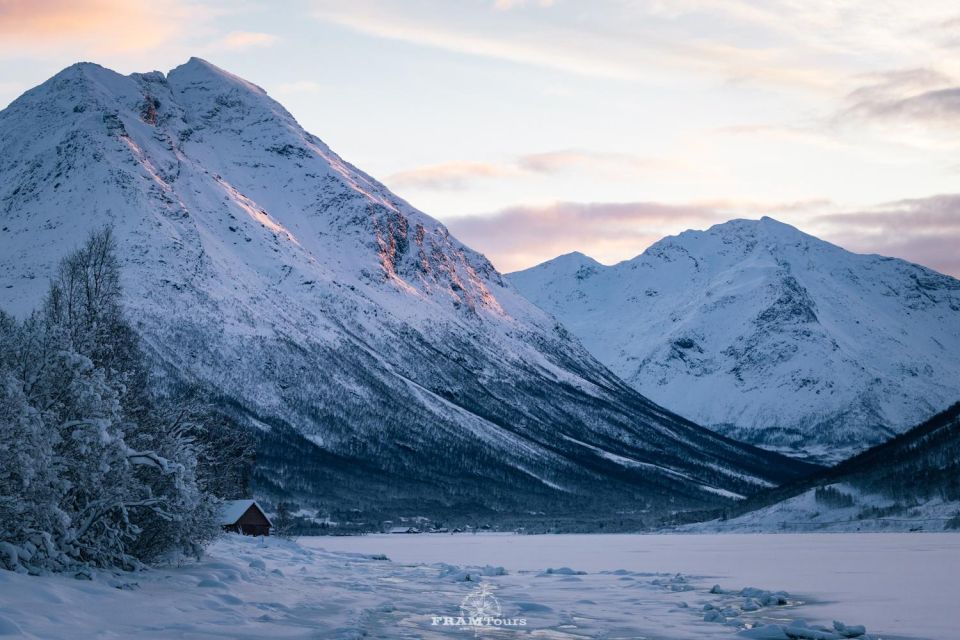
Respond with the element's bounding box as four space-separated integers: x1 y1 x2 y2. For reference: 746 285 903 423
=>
2 532 956 638
308 532 960 639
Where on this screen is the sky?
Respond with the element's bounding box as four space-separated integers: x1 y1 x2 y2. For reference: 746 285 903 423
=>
1 0 958 276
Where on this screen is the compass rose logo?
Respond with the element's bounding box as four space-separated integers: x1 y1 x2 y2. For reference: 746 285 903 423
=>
430 580 526 631
460 582 502 620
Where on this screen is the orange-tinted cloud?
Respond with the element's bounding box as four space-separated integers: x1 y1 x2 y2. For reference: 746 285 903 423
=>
211 31 278 51
0 0 195 55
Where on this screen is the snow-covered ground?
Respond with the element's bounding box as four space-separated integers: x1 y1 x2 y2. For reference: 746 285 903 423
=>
1 533 955 639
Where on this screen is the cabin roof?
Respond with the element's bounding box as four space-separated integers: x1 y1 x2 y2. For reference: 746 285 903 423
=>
220 499 273 526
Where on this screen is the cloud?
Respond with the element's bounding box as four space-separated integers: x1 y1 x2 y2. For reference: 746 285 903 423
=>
444 201 726 272
386 161 522 190
386 150 665 191
841 68 960 128
516 150 660 176
310 0 849 90
852 87 960 125
0 0 196 55
810 194 960 276
443 196 959 277
211 31 278 51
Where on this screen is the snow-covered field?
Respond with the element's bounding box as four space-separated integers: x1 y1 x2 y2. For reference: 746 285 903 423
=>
0 532 956 639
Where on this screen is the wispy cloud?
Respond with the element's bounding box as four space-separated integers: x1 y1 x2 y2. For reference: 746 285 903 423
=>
386 150 666 191
310 0 849 90
516 150 662 176
387 161 521 191
210 31 278 51
841 68 960 128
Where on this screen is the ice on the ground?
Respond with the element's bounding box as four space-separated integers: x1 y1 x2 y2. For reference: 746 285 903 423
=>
832 621 866 638
538 566 587 576
0 533 940 639
435 562 507 581
739 624 791 639
755 619 872 640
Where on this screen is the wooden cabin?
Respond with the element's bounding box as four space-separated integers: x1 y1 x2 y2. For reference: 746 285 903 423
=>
388 526 421 534
220 499 272 536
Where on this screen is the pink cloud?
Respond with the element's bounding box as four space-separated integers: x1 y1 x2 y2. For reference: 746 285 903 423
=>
386 161 522 191
386 150 665 191
811 194 960 277
444 196 960 277
444 201 723 272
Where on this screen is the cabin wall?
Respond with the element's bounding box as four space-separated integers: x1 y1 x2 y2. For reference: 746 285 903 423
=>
223 505 272 536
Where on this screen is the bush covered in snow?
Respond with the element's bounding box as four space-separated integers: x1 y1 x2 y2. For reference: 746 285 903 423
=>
0 229 248 573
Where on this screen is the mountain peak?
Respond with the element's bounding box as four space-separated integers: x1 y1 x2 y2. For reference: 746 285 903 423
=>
637 217 823 267
510 251 607 280
550 250 602 268
702 216 805 240
39 60 126 95
52 60 105 77
732 215 801 233
167 57 266 96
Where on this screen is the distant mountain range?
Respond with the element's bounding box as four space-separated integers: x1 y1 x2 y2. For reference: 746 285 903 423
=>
0 59 811 526
684 402 960 532
510 218 960 462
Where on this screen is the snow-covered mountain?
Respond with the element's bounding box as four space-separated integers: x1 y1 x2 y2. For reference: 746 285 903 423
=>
0 59 810 521
509 218 960 462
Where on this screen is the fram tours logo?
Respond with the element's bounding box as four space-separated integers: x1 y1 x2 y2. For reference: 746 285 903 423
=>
430 582 527 631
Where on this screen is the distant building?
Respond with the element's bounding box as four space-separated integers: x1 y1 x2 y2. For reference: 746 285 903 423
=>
220 500 272 536
388 526 420 534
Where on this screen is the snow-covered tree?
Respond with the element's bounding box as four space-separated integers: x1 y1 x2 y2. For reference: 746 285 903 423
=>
0 229 221 573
